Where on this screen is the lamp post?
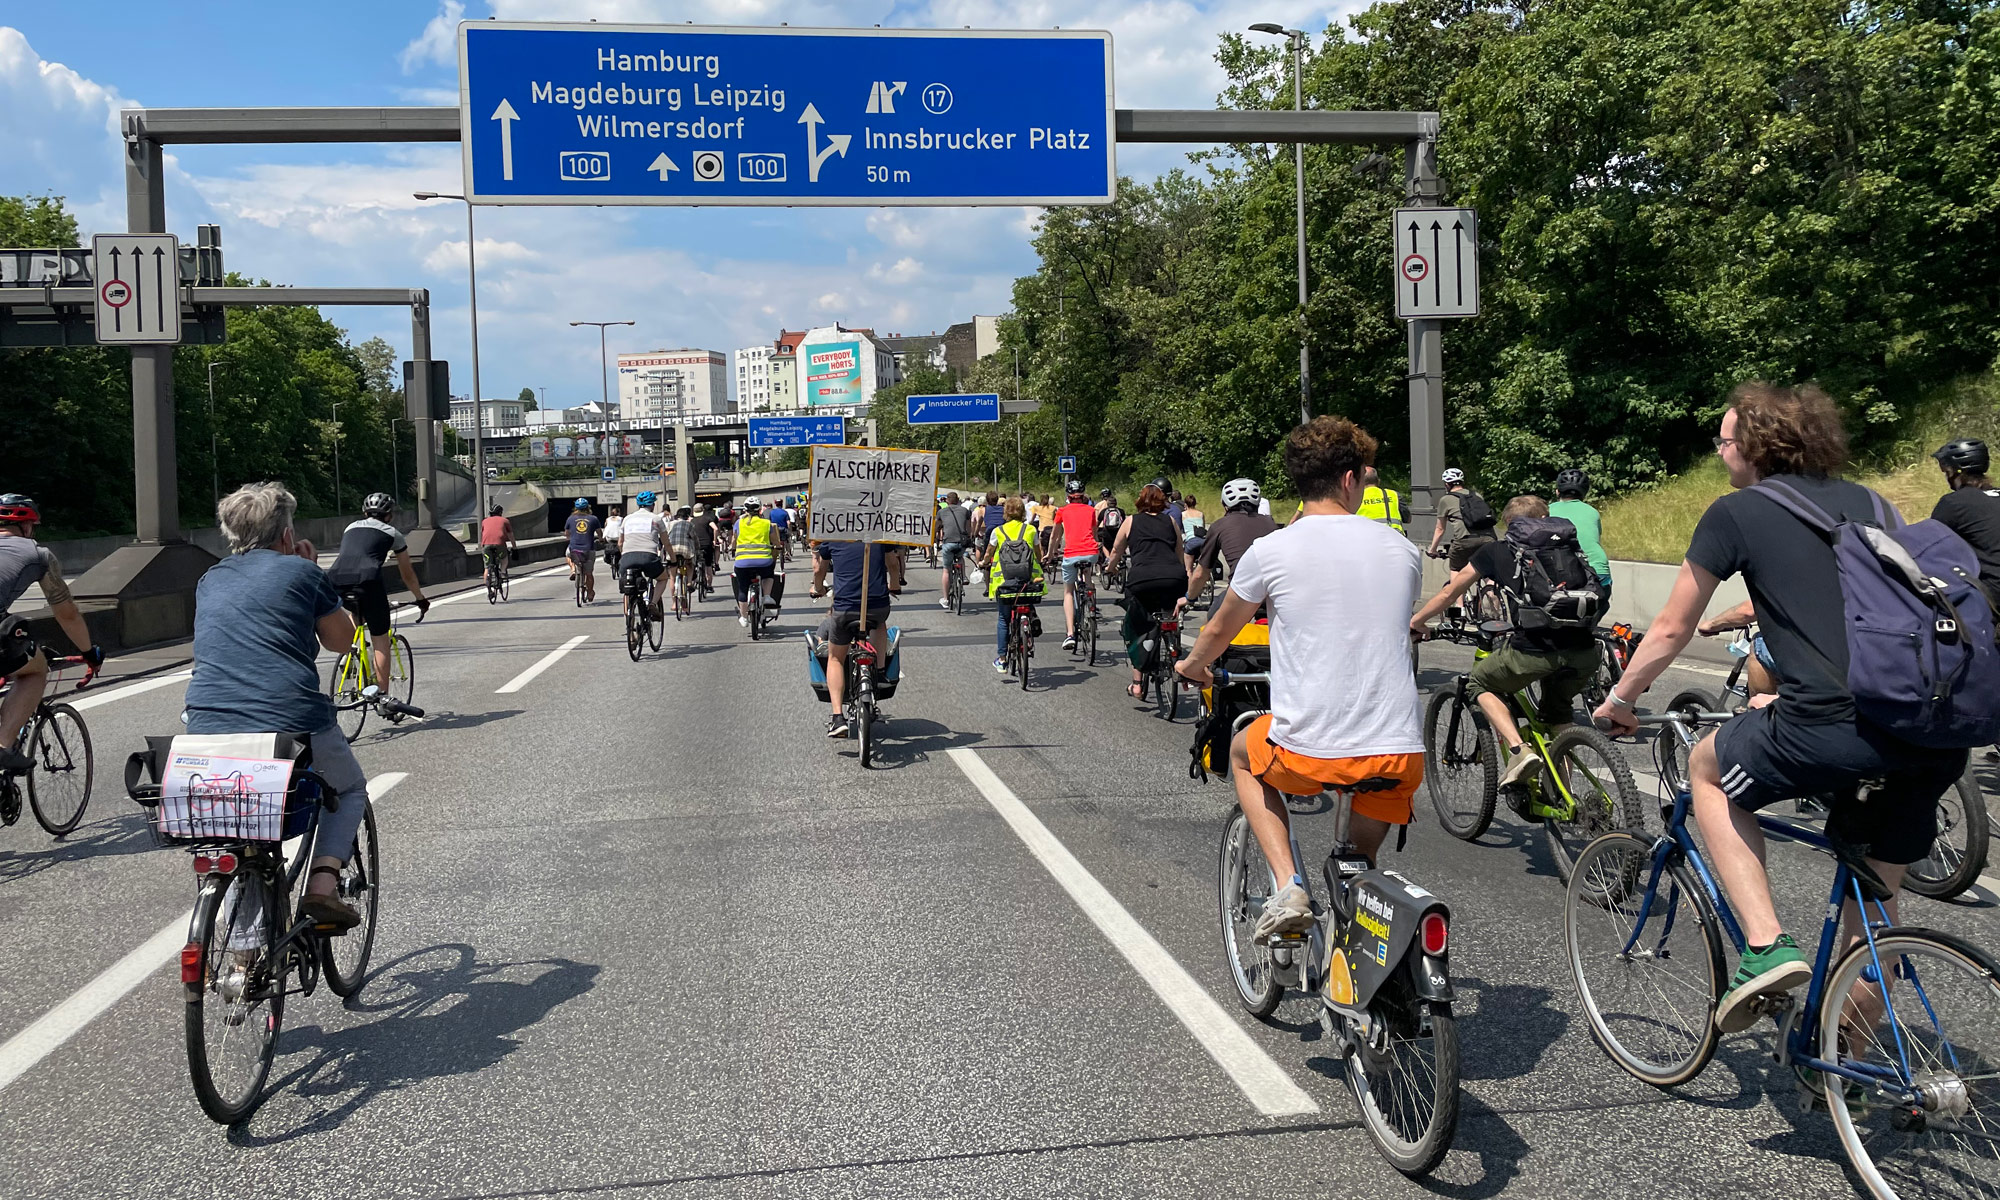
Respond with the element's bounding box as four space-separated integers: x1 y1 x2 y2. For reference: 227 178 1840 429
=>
205 359 227 513
571 320 635 481
1250 22 1313 425
414 191 488 515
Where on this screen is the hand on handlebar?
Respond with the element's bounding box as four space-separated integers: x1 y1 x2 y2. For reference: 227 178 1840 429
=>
1175 657 1212 687
1591 695 1639 736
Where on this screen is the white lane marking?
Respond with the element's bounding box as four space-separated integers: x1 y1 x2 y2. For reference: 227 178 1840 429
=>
66 671 193 712
0 771 407 1094
1671 663 1731 680
947 748 1319 1117
495 635 589 694
391 564 573 617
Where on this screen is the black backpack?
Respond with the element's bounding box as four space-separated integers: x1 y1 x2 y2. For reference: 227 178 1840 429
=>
1457 489 1497 533
994 525 1038 588
1502 516 1602 629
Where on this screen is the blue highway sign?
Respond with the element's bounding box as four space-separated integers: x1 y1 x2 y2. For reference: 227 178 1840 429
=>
748 414 846 447
1057 455 1077 475
459 23 1115 206
907 393 1000 425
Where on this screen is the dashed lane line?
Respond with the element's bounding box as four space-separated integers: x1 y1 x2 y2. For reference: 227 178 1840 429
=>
66 671 193 712
496 635 590 694
392 564 573 617
947 747 1320 1118
0 771 408 1095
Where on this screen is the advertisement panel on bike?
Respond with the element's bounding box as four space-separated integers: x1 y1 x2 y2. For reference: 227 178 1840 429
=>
807 444 939 548
158 733 294 840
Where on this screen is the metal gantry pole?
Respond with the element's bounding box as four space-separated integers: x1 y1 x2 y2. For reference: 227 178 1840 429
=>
465 198 487 516
1403 133 1446 551
205 360 224 515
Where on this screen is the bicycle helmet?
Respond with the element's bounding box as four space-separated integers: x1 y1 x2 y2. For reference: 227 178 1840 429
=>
488 504 504 516
743 499 761 512
1149 475 1174 496
1099 488 1112 499
636 490 656 508
1554 468 1589 499
0 494 39 525
363 491 395 518
1440 467 1465 485
1066 481 1086 498
574 497 591 511
1220 478 1262 509
1933 438 1991 475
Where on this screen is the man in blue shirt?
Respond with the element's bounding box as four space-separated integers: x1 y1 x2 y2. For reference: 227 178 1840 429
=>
810 540 905 738
565 499 604 604
765 497 793 562
184 482 374 930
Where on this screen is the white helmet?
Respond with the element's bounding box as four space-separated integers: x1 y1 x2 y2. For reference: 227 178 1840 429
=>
1221 478 1262 509
1440 468 1465 485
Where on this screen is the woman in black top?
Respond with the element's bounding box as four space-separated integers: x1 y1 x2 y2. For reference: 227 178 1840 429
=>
1109 484 1192 698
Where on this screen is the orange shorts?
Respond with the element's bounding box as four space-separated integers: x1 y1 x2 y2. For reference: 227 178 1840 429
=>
1240 714 1422 825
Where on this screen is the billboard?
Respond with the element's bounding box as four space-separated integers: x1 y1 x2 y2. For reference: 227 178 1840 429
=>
623 433 645 457
529 436 553 459
803 340 862 407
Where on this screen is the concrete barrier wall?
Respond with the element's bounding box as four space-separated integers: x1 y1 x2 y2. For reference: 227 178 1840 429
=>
1421 554 1749 627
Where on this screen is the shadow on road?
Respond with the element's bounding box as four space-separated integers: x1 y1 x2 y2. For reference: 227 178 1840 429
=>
0 806 161 886
853 719 985 769
228 943 600 1146
396 708 527 735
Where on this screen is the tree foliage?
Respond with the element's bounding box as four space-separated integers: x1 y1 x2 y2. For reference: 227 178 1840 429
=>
993 0 2000 500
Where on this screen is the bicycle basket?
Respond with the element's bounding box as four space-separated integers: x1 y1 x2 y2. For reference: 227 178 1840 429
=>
128 733 312 844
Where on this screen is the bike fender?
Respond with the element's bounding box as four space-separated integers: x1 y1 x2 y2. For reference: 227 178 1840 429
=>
1335 871 1450 1012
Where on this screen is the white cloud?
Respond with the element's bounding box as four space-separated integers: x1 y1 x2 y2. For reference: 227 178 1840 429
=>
867 256 924 285
399 0 465 73
812 291 850 312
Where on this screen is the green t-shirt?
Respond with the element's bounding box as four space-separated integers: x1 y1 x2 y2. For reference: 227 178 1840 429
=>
1548 499 1610 578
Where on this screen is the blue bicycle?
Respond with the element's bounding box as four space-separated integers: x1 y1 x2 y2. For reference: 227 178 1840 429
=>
1564 711 2000 1199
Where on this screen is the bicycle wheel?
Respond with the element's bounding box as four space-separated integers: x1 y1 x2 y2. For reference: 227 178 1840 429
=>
499 568 509 602
387 633 416 714
1423 689 1498 841
26 702 93 837
858 700 876 768
647 600 664 651
329 651 368 742
1344 989 1460 1177
1216 809 1284 1017
186 870 284 1125
750 594 763 641
1654 691 1719 801
625 603 644 661
1820 928 2000 1199
486 568 499 605
1564 832 1724 1088
1904 774 1990 901
1082 608 1098 667
319 801 379 997
1543 724 1644 887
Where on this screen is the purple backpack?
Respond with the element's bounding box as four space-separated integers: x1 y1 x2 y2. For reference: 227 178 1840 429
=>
1754 479 2000 748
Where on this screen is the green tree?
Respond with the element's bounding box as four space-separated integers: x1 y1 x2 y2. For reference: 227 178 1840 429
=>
517 386 537 410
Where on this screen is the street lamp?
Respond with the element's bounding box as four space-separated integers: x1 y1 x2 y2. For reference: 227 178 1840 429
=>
205 358 228 513
571 320 635 478
414 190 488 515
1250 22 1313 425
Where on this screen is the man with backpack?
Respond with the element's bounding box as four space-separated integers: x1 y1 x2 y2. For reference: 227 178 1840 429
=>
1548 468 1612 609
1427 469 1497 570
1595 383 1991 1034
1412 495 1606 788
935 491 973 608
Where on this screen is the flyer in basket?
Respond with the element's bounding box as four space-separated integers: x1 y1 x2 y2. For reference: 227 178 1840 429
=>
160 735 294 840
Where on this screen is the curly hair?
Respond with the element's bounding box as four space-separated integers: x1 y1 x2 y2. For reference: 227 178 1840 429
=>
1284 416 1378 502
1003 496 1026 523
1135 484 1168 514
1729 382 1849 478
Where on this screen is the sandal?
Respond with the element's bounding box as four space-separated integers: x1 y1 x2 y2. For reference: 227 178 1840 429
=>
1127 682 1145 699
299 865 361 931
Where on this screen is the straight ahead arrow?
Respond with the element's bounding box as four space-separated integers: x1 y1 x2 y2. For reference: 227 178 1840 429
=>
491 98 520 181
1407 221 1420 310
1430 221 1443 308
1452 218 1466 308
647 153 680 182
798 103 850 183
152 245 167 332
108 246 123 333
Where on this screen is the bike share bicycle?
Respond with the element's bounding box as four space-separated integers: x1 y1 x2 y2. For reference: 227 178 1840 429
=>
1211 667 1461 1176
1421 620 1645 881
1566 709 2000 1199
125 734 381 1125
0 650 97 837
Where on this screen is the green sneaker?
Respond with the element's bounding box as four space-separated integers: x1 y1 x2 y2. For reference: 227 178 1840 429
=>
1716 933 1811 1033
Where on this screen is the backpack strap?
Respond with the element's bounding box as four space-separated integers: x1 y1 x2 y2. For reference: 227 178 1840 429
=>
1750 479 1838 534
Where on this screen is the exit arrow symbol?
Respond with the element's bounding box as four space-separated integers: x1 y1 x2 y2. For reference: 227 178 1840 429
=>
797 103 850 183
491 98 520 181
648 153 680 182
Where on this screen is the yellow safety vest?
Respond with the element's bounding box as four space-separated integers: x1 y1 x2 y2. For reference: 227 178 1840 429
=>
987 521 1044 598
735 515 775 561
1358 487 1404 533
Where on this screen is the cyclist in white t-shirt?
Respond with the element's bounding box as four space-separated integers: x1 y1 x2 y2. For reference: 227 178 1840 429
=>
1177 417 1425 942
616 493 668 619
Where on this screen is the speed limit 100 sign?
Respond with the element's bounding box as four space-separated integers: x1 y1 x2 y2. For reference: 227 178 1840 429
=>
1392 208 1478 320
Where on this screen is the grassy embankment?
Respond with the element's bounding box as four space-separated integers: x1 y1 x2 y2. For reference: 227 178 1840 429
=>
1600 374 2000 564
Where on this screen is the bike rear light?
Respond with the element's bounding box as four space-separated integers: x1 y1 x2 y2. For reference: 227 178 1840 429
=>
1419 912 1449 957
1160 621 1179 633
192 855 211 875
191 852 238 875
180 943 203 985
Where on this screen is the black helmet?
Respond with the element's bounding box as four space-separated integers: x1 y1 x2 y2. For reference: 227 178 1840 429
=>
489 504 504 516
363 491 395 518
1933 439 1990 475
1554 468 1589 499
1148 475 1173 496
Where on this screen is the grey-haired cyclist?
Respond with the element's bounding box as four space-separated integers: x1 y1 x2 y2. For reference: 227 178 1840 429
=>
326 492 428 687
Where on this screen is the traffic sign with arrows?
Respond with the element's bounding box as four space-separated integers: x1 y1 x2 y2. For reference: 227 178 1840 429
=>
1392 207 1479 320
89 234 182 344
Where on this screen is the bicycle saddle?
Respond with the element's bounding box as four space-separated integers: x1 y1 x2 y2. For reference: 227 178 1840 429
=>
1347 776 1401 795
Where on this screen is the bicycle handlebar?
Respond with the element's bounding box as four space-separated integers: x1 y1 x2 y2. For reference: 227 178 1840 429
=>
1593 710 1736 733
1208 669 1270 685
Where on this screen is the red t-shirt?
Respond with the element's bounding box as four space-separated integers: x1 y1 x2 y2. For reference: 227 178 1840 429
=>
478 516 513 546
1055 502 1100 558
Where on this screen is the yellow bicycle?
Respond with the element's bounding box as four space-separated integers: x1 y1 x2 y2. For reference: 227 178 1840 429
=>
327 608 421 742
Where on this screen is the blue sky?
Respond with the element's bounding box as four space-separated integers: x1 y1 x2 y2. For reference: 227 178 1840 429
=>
2 1 1353 408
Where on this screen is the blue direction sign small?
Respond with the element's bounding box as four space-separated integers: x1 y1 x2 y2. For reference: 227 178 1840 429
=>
601 467 617 482
907 393 1000 425
1057 455 1077 475
459 23 1115 206
749 414 846 447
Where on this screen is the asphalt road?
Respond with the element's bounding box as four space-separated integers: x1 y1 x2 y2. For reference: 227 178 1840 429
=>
0 552 1993 1199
